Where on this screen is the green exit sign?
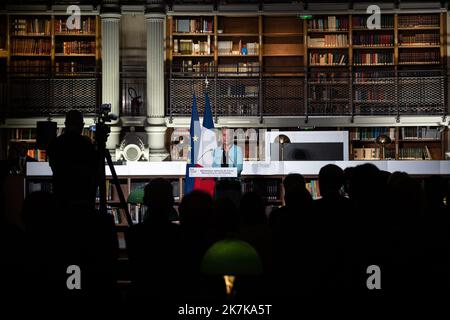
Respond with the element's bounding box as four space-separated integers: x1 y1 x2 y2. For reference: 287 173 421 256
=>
298 15 313 20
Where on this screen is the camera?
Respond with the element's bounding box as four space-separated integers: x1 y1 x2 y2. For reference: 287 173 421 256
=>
97 103 118 124
94 103 118 144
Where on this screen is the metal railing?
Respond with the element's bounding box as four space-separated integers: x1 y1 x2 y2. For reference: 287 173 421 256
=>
1 65 447 121
167 66 448 121
2 67 100 118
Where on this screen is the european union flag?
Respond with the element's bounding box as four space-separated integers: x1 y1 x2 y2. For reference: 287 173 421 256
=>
184 94 201 195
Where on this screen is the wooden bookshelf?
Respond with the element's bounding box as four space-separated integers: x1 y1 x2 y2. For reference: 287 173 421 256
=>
168 12 445 83
170 12 445 119
397 13 444 65
264 16 305 73
168 16 215 73
5 14 100 76
349 127 447 160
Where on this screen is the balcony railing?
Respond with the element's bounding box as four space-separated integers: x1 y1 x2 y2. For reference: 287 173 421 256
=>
167 66 448 121
2 68 100 118
1 65 447 121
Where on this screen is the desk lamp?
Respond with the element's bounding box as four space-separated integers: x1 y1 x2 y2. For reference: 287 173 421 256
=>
376 134 392 160
201 239 263 297
274 134 291 161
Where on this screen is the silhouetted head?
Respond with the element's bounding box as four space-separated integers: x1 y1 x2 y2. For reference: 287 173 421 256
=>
350 163 385 209
179 190 213 232
240 192 266 226
318 164 344 196
143 178 174 221
283 173 310 207
388 171 424 216
283 173 306 192
65 110 84 135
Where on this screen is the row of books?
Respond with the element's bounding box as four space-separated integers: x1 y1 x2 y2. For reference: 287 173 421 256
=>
174 18 214 33
243 43 259 55
352 15 394 29
353 147 395 160
400 127 440 140
218 41 259 55
308 35 348 47
353 52 394 66
354 88 394 102
174 38 212 55
26 148 46 162
399 146 432 160
241 179 280 202
55 61 96 73
352 127 396 141
95 181 115 201
309 53 348 66
9 128 36 140
55 17 96 34
399 33 440 46
309 72 347 83
12 18 51 35
10 60 51 73
308 16 349 31
217 62 260 75
398 51 440 64
305 180 321 200
107 206 123 225
398 15 440 28
56 41 96 55
354 71 394 84
309 87 348 101
353 34 394 46
130 205 146 224
177 60 214 73
11 39 51 55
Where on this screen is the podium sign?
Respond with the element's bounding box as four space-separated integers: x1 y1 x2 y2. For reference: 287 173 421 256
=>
189 167 237 178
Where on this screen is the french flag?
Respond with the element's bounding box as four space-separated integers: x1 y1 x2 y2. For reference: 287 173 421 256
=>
185 92 217 197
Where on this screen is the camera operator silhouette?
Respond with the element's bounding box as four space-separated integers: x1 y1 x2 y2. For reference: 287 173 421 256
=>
47 110 98 209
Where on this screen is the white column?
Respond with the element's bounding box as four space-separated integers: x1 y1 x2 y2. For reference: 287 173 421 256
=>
145 12 168 161
101 13 121 153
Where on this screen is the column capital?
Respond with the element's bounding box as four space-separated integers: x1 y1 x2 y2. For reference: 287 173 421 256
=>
145 0 166 17
146 117 166 126
144 12 166 21
100 12 122 20
100 0 121 15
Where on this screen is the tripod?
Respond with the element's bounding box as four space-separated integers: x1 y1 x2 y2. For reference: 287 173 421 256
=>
95 120 133 226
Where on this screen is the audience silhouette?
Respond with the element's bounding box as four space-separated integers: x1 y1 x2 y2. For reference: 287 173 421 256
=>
126 178 181 304
3 156 450 312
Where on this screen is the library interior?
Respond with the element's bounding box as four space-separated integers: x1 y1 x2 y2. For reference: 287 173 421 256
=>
1 0 450 312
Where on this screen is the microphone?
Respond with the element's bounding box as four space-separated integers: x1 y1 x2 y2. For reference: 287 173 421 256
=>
197 148 215 162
